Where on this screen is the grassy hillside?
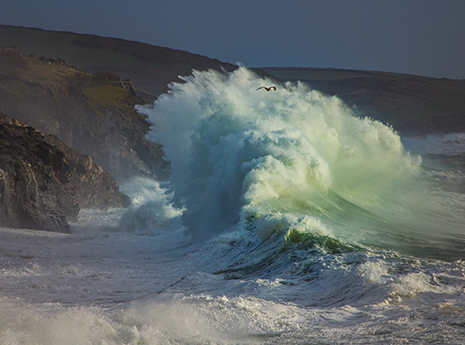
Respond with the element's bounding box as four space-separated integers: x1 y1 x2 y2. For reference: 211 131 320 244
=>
0 25 236 100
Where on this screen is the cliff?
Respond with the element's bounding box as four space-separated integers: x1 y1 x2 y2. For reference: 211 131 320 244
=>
0 113 128 232
44 134 130 209
0 113 77 232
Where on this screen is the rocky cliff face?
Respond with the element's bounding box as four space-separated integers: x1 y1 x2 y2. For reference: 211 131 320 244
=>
0 113 77 232
44 134 129 209
0 113 128 232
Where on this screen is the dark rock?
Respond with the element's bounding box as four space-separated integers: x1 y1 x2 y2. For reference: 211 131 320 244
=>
44 134 130 209
0 113 78 232
0 113 129 232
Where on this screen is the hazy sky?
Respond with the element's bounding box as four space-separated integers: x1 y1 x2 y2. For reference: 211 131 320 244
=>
1 0 464 79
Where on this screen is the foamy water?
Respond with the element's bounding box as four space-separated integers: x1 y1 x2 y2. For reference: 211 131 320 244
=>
1 68 465 344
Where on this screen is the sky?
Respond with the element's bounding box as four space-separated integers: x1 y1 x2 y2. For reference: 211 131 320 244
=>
1 0 465 79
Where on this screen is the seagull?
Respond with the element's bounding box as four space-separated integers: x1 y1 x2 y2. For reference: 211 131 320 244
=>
256 86 277 91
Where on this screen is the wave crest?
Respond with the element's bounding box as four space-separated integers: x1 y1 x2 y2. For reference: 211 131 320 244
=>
134 67 465 259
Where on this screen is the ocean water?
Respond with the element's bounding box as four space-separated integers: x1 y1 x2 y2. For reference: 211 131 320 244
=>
1 67 465 344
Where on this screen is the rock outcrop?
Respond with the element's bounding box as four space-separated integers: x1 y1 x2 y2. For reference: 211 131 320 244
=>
0 113 77 232
44 134 129 209
0 113 128 232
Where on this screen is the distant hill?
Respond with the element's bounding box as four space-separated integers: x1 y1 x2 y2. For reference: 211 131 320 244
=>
0 25 237 101
262 67 465 136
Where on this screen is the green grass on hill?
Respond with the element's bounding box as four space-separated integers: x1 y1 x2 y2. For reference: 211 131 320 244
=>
83 84 139 116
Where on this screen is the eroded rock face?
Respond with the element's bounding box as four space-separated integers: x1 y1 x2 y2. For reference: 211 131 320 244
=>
0 113 77 232
0 113 129 232
44 134 130 209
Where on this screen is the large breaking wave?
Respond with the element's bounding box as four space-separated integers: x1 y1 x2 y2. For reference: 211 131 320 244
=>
136 67 465 260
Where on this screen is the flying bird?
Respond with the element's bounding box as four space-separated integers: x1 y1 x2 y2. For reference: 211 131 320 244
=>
256 86 277 91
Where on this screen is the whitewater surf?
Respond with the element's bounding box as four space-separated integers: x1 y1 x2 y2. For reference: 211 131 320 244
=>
1 67 465 344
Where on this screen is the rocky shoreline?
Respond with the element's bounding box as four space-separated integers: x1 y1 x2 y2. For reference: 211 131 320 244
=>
0 113 128 232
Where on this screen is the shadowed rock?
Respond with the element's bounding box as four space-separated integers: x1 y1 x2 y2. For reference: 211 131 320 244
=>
0 113 128 232
0 113 77 232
